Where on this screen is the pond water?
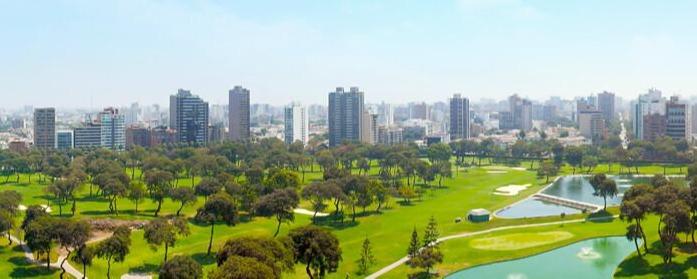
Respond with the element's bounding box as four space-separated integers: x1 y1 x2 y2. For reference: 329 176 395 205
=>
446 236 636 279
496 198 581 218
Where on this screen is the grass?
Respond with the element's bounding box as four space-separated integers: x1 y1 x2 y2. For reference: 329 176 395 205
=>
469 231 574 251
0 160 690 279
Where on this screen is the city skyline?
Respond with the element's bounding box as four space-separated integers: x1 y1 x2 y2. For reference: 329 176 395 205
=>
3 1 697 108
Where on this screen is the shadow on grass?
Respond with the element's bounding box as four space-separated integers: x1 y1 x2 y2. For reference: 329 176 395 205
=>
10 266 58 278
614 240 690 279
587 210 614 223
8 256 31 266
407 271 438 279
191 252 217 266
128 263 160 274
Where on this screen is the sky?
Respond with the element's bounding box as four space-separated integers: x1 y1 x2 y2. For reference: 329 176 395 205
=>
2 0 697 109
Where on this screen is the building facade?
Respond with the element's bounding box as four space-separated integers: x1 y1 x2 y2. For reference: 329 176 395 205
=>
284 103 309 145
665 96 689 141
643 113 667 142
170 89 209 144
597 91 615 123
449 94 470 140
228 86 251 141
74 123 102 149
328 87 364 146
56 131 73 149
33 108 55 149
100 108 126 150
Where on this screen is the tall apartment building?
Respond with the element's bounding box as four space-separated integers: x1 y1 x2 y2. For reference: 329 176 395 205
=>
378 126 403 145
578 111 605 143
632 88 665 140
643 113 666 142
125 126 151 148
409 102 431 120
328 87 364 146
284 103 309 145
691 104 697 136
228 86 251 141
449 94 470 140
100 108 126 150
665 96 689 141
360 111 378 144
170 89 209 144
377 102 394 126
597 91 615 123
508 95 533 131
33 108 55 149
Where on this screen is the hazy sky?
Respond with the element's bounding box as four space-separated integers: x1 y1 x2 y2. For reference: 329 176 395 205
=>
2 0 697 109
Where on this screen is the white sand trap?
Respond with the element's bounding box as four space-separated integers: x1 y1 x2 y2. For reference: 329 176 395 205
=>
18 205 27 210
511 167 527 171
294 208 329 217
494 184 532 196
483 166 509 170
487 171 508 174
41 205 52 213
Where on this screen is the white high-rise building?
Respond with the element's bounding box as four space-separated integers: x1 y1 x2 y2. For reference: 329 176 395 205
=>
632 88 665 140
378 102 394 126
284 103 309 145
100 107 126 150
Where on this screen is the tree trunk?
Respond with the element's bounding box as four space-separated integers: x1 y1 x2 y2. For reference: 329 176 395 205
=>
155 200 162 216
106 259 111 279
274 217 282 237
176 203 184 216
634 237 641 257
60 250 71 279
83 262 87 279
207 222 215 255
306 262 314 279
164 242 169 263
47 247 51 270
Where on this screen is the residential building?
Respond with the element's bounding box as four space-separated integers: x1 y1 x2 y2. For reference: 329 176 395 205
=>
643 113 666 142
328 87 364 146
170 89 209 144
360 111 378 144
578 111 605 143
409 102 430 120
597 91 615 123
126 126 150 147
542 105 557 122
56 131 73 149
665 96 690 141
377 102 394 126
632 88 665 140
284 103 309 145
508 95 533 131
449 94 470 140
150 126 178 146
208 124 226 143
691 104 697 136
498 111 516 130
100 107 126 150
228 86 251 141
9 141 29 153
33 108 55 149
378 126 403 145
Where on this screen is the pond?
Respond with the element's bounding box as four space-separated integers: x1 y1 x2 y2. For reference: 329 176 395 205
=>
496 198 581 218
446 236 636 279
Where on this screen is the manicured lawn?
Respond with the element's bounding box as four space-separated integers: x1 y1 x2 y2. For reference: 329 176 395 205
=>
469 231 574 251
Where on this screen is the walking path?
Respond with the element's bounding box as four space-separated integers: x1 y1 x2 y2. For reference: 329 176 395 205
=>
9 235 85 279
365 215 618 279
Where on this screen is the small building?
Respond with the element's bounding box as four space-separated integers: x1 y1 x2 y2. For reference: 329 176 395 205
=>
468 208 491 222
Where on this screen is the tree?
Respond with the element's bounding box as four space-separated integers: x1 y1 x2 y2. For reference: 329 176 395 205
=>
427 143 452 164
159 255 203 279
410 246 443 275
195 192 238 255
537 161 559 183
216 236 294 279
144 217 190 263
285 225 342 279
195 177 222 200
209 255 274 279
71 244 94 279
170 187 197 216
597 179 618 210
0 211 14 245
357 237 376 275
565 146 584 174
127 181 146 214
399 185 416 204
407 228 420 259
24 216 55 270
620 184 653 253
96 225 131 279
145 169 174 216
255 188 300 237
370 180 390 213
423 216 440 247
302 181 337 223
264 169 301 192
55 219 91 279
95 169 130 215
625 224 643 257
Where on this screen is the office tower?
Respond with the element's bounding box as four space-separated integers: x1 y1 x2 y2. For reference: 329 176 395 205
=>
56 131 73 150
378 126 403 145
542 105 557 122
377 102 394 127
328 87 364 146
449 94 470 140
33 108 55 149
228 86 251 141
124 102 141 126
632 88 665 140
507 95 533 131
597 91 615 123
498 111 516 130
360 111 378 144
665 96 689 141
409 102 431 120
126 126 151 147
284 103 309 145
691 104 697 136
100 108 126 150
208 124 226 143
643 113 666 142
578 111 605 143
170 89 209 144
74 123 102 148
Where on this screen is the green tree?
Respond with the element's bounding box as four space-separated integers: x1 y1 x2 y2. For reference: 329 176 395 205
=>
597 179 618 210
195 177 222 200
285 225 342 279
127 181 146 214
302 181 337 223
195 193 238 255
145 169 174 216
55 220 91 279
410 246 444 276
357 237 376 275
143 217 190 263
159 255 203 279
96 225 131 279
216 236 293 278
255 188 300 237
170 187 197 216
423 216 440 247
407 228 420 259
71 244 94 279
209 255 274 279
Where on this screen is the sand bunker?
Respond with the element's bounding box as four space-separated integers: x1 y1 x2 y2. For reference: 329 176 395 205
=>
511 167 527 171
487 171 508 174
294 208 329 217
17 204 52 212
494 184 531 196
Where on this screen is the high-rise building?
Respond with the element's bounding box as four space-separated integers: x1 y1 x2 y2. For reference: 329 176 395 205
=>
542 105 557 122
123 102 141 126
74 123 102 149
578 111 605 143
665 96 689 141
449 94 470 140
409 102 430 120
360 111 378 144
170 89 209 144
328 87 364 146
56 131 73 150
126 126 151 148
33 108 55 149
228 86 251 141
632 88 665 140
508 95 533 131
208 124 226 143
284 103 309 145
100 107 126 150
377 102 394 126
643 113 666 142
597 91 615 123
378 126 403 145
691 104 697 136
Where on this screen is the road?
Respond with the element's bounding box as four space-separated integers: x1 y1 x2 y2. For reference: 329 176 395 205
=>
9 235 85 279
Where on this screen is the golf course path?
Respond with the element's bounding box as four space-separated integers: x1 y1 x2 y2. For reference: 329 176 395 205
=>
9 235 85 279
366 215 618 279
